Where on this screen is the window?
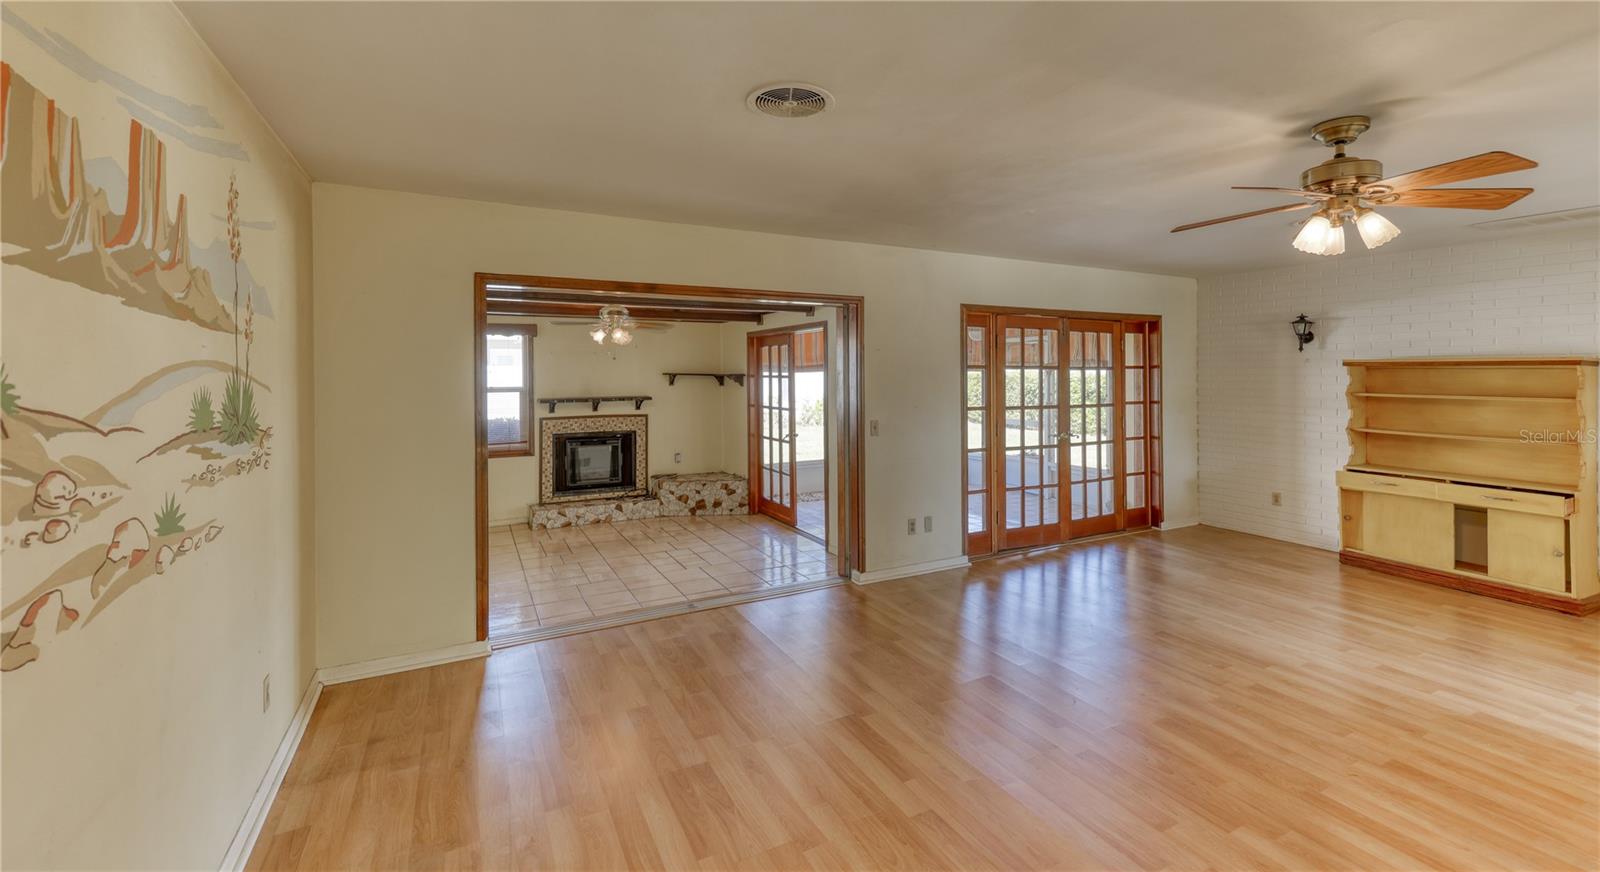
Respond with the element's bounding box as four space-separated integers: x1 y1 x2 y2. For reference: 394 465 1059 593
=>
485 324 533 456
964 313 991 555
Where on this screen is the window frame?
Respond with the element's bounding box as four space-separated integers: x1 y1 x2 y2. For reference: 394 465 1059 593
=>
484 323 535 458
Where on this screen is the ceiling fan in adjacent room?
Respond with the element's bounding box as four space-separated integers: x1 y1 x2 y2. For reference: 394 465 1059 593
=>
549 304 670 346
1171 115 1537 255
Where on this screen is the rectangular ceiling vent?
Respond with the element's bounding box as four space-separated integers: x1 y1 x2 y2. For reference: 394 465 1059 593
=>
1470 206 1600 231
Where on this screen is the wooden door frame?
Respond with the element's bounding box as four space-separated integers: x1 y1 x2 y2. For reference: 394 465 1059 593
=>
474 273 865 640
746 321 829 538
960 304 1162 560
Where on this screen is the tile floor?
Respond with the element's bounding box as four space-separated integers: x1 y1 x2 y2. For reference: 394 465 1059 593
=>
488 514 838 636
796 497 827 542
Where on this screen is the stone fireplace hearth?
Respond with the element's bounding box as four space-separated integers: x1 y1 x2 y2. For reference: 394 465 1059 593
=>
528 472 749 529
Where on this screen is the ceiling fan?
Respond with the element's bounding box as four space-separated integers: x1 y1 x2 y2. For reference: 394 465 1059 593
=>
1171 115 1537 255
549 304 670 346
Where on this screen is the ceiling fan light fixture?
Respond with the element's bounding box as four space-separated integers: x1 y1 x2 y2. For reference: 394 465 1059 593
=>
1292 214 1333 254
590 325 608 344
610 326 634 346
1321 217 1346 256
1356 208 1402 250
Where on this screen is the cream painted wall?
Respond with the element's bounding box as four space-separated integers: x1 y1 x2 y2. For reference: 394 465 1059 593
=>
313 182 1198 666
486 316 729 523
0 3 314 868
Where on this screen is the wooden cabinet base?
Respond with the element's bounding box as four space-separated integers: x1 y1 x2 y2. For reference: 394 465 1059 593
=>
1340 550 1599 615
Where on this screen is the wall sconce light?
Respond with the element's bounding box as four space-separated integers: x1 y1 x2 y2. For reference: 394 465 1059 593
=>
1291 314 1315 352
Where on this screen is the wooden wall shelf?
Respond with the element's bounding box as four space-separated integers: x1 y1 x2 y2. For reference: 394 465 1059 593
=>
1350 427 1562 446
663 372 746 387
1339 356 1597 613
1352 392 1572 403
538 396 651 413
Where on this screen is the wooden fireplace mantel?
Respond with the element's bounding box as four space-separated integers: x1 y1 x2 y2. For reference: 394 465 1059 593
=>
537 395 651 413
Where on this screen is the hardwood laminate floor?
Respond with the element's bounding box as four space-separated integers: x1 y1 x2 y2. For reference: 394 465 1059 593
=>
249 526 1600 871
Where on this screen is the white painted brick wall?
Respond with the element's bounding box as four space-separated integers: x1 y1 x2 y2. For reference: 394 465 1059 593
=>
1197 226 1600 550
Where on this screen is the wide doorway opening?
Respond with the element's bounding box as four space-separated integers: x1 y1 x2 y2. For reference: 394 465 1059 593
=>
474 274 864 644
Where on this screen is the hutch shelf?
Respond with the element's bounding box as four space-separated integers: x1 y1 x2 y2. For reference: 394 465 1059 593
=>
1339 356 1598 614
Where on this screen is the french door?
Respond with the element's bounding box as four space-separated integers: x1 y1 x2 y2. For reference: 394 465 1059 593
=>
964 308 1161 556
751 332 797 525
996 315 1064 549
1064 320 1122 537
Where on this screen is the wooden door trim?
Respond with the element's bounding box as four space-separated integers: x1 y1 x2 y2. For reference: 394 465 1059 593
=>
476 273 865 641
962 304 1163 323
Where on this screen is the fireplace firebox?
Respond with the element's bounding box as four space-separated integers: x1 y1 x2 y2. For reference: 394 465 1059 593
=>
551 431 637 497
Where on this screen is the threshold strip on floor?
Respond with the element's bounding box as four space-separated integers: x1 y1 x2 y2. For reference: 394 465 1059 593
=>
489 576 848 649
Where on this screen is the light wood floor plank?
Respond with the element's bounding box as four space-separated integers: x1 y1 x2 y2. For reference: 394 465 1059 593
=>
252 526 1600 870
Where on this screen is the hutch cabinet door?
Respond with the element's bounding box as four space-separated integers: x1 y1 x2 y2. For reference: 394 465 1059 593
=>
1361 493 1454 571
1488 511 1569 592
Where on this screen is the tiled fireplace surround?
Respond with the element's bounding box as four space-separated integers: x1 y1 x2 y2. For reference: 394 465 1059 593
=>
539 414 649 504
532 414 749 529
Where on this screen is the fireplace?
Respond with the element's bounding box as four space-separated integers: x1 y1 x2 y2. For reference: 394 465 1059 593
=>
552 431 636 497
538 414 649 504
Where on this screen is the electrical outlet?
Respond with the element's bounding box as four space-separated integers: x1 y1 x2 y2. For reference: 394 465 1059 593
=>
907 518 917 535
262 674 271 713
870 420 880 437
1271 492 1282 506
923 515 933 533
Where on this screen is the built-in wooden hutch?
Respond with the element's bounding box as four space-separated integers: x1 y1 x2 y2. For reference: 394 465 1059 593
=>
1338 356 1598 614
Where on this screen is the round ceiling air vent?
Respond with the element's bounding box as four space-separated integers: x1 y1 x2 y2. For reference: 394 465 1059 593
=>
746 83 834 118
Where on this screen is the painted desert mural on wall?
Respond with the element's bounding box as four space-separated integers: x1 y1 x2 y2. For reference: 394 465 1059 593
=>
1 57 273 671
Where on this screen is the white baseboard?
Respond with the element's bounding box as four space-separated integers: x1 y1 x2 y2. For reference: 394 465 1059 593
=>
219 639 492 869
851 555 971 585
219 675 322 871
316 640 491 686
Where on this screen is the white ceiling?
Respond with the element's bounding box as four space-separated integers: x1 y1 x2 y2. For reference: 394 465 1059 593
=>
180 2 1600 277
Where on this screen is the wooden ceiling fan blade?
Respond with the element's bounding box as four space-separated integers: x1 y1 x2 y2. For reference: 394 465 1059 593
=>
1231 186 1331 200
1380 188 1533 210
1367 151 1537 192
1170 202 1313 233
